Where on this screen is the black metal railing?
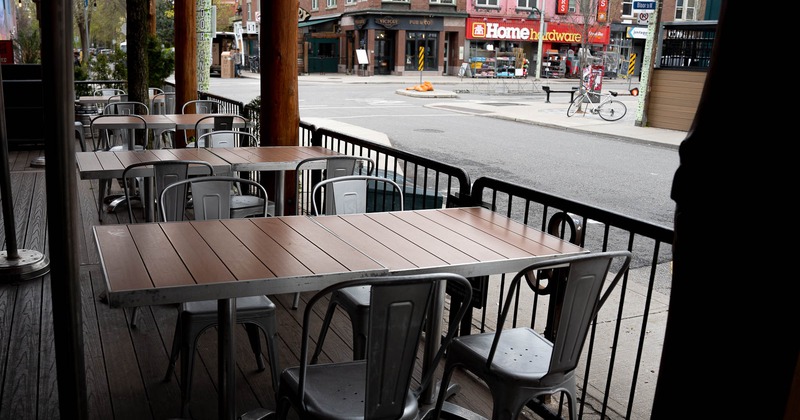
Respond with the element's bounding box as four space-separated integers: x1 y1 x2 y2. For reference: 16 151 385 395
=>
465 176 673 419
297 122 472 217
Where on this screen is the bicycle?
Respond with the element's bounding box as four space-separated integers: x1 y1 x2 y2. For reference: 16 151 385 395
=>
567 89 627 121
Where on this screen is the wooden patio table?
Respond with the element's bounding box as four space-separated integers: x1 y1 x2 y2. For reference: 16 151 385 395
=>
205 146 343 215
76 148 232 222
93 207 586 419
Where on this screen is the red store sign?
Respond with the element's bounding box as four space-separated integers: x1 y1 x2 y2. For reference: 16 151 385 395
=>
466 18 609 45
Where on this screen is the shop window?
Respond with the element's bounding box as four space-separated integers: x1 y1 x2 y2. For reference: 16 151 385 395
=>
675 0 697 21
404 32 438 71
621 0 633 17
476 0 499 7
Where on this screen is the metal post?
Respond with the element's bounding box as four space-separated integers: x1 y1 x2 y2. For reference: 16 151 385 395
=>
535 0 546 80
84 0 89 54
528 1 547 81
0 46 50 282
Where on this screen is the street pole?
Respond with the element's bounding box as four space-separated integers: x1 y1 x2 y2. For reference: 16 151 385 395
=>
529 1 547 81
84 0 89 58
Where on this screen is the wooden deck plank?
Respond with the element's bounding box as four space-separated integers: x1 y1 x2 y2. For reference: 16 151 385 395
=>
1 278 44 417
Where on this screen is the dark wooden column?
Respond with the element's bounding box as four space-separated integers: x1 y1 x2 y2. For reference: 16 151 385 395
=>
175 0 198 148
261 0 299 214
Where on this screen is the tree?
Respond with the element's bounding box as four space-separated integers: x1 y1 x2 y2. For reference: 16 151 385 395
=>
90 0 126 50
213 0 236 32
14 3 41 64
156 0 175 47
127 0 149 109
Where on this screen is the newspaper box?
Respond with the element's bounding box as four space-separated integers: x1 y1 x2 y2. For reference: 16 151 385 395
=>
582 64 604 102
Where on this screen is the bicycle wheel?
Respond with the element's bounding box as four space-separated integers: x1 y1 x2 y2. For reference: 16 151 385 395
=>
567 95 586 117
598 100 627 121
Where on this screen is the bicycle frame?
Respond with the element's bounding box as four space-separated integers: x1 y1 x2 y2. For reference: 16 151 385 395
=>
567 89 627 121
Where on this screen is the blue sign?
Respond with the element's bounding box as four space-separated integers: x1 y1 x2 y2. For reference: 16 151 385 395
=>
633 1 656 10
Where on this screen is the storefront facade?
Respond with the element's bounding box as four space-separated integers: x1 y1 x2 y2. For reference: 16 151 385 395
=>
464 16 610 79
339 13 466 76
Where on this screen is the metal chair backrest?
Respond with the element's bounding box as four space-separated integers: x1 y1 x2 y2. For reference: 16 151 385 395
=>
195 130 257 148
294 273 473 419
295 156 375 215
160 175 268 221
89 114 149 151
103 101 149 116
492 251 632 377
311 174 403 216
122 160 215 222
181 99 219 115
151 92 176 115
190 114 248 147
94 88 126 96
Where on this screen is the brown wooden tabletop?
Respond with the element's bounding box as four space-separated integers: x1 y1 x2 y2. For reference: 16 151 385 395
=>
89 114 178 130
76 148 232 180
312 206 587 277
164 113 248 130
94 215 387 308
207 146 342 172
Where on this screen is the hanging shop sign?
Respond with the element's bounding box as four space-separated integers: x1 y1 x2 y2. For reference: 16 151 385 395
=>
360 16 443 31
466 17 609 44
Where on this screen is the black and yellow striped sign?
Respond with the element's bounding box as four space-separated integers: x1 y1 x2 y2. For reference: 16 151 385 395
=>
628 53 636 75
419 47 424 71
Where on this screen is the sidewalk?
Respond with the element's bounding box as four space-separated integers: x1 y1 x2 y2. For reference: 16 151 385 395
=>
242 71 688 149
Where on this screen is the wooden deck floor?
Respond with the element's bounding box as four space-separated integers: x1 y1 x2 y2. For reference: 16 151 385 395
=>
0 146 515 420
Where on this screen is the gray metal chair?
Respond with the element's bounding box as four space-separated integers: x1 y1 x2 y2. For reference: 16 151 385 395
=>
180 99 221 145
93 87 126 96
191 127 274 218
308 174 404 363
294 155 375 216
432 250 632 420
275 272 473 420
288 156 376 308
102 100 149 116
120 160 215 328
151 92 177 148
180 99 219 114
89 114 151 222
159 175 279 418
187 113 248 148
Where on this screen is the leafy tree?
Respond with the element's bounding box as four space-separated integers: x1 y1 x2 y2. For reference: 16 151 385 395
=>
214 0 237 32
148 35 175 87
90 53 113 80
90 0 127 50
14 3 41 64
156 0 175 47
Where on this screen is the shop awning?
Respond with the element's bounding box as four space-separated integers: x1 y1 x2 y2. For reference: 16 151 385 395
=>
298 16 340 28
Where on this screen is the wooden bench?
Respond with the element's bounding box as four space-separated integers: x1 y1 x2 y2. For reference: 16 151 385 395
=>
542 86 579 103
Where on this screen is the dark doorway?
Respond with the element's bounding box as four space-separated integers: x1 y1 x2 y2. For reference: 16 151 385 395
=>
374 30 394 75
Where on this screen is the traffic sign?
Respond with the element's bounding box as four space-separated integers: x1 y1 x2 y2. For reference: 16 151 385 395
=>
633 1 656 10
637 12 650 24
418 47 424 71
